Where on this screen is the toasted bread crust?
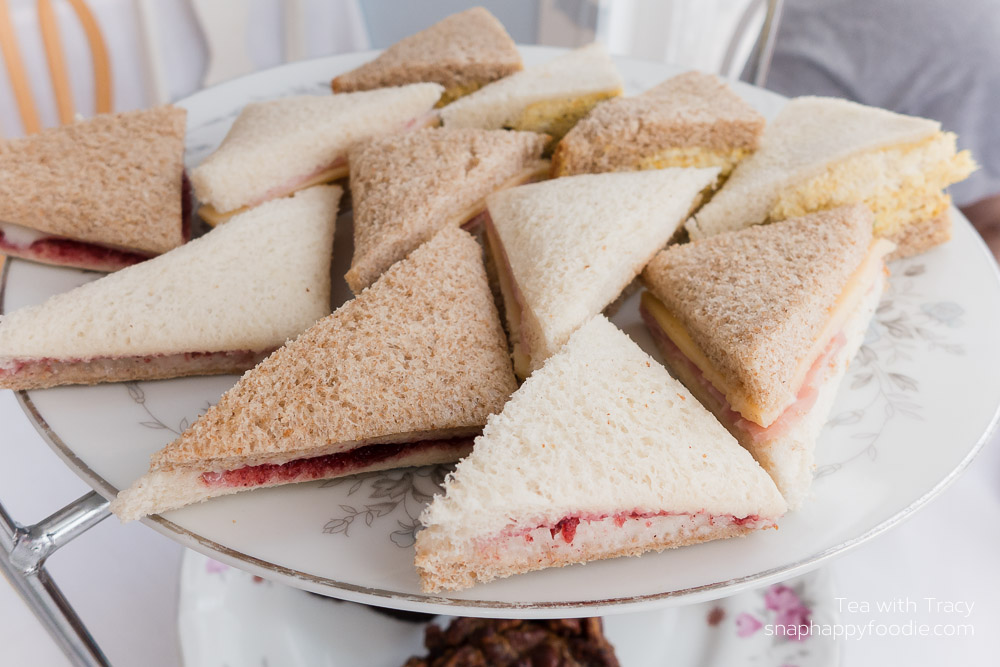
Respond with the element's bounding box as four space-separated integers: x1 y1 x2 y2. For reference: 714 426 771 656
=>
884 211 952 260
150 227 516 470
346 128 547 292
642 206 873 426
552 71 764 176
190 86 442 214
331 8 521 95
0 106 187 254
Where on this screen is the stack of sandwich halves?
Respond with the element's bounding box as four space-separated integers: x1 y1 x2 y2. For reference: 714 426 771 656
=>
0 7 975 594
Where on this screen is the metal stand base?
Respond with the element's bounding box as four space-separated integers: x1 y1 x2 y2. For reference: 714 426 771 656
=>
1 491 111 666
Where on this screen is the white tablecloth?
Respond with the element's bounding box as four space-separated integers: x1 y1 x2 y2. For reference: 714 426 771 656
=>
1 387 998 666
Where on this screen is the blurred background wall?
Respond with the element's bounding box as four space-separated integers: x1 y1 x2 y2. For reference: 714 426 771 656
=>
0 0 765 137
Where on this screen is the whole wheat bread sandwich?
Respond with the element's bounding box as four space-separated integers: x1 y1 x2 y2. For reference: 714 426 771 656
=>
331 7 522 107
0 106 190 272
346 127 548 293
415 315 787 593
111 227 516 522
552 71 764 179
484 167 719 378
439 43 623 144
0 185 341 390
686 97 976 258
642 205 893 508
191 84 443 225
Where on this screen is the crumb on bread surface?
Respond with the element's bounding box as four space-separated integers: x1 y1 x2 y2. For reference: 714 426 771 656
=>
330 8 521 98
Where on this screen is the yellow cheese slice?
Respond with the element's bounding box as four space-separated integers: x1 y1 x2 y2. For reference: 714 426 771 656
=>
645 238 894 427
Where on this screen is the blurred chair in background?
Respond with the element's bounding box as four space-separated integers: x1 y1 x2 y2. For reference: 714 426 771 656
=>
595 0 783 82
0 0 113 273
0 0 110 135
1 0 784 139
526 0 784 81
150 0 369 100
0 0 371 136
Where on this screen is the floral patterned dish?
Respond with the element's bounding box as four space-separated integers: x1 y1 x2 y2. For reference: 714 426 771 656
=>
4 47 1000 617
178 549 839 667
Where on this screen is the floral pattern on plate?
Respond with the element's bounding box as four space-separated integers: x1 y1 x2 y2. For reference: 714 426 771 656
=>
180 549 839 667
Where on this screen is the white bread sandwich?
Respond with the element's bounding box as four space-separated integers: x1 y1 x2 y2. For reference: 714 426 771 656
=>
191 84 444 225
642 205 893 508
552 71 764 178
345 127 548 293
0 186 341 390
484 167 719 378
0 106 189 272
439 43 623 143
111 227 516 522
686 97 976 258
415 315 787 593
331 7 522 107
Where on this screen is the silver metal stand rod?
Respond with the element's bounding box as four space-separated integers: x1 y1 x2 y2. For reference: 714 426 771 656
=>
746 0 786 87
0 491 112 667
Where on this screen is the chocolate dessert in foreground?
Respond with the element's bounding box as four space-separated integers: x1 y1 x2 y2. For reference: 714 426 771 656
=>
403 617 620 667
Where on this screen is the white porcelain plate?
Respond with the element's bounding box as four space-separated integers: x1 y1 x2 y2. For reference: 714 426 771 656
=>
4 47 1000 617
178 549 840 667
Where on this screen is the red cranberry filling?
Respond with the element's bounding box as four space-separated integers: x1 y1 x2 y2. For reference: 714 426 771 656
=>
200 438 473 489
0 233 153 269
550 517 580 543
533 511 764 545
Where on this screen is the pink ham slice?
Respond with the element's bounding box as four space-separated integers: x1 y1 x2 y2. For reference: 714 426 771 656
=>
244 156 348 211
640 303 846 445
733 333 845 443
200 437 474 489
